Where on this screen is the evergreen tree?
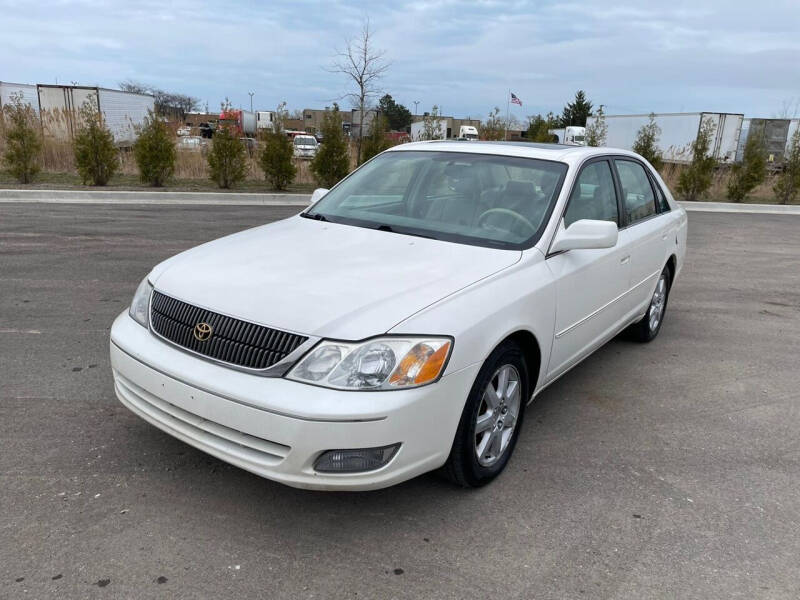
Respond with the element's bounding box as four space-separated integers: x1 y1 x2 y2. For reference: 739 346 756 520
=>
727 130 767 201
632 113 663 171
361 114 391 162
677 119 717 201
133 111 176 186
311 107 350 187
73 97 119 186
773 129 800 205
560 90 593 127
585 106 607 147
207 99 248 189
377 94 412 131
1 93 42 183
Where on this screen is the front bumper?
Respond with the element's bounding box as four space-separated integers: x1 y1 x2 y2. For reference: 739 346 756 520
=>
109 312 479 490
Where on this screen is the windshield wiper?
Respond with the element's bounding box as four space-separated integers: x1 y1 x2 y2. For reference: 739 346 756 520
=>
301 212 328 221
375 224 435 240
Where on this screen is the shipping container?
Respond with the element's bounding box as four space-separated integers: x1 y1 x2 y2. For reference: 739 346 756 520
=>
585 112 744 164
410 119 448 141
0 81 40 112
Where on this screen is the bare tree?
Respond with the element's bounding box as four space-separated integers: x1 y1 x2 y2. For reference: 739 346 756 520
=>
328 19 389 163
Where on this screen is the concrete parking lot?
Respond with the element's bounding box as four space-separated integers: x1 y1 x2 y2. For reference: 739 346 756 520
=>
2 203 799 599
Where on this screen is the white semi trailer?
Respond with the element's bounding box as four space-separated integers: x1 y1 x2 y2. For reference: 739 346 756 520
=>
411 119 448 141
547 126 586 145
36 85 154 145
585 112 744 164
0 81 40 112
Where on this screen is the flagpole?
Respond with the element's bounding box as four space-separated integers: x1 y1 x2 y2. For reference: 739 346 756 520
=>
505 89 510 141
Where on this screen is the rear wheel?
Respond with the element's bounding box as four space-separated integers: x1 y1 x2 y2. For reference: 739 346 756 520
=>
628 266 671 342
442 341 528 487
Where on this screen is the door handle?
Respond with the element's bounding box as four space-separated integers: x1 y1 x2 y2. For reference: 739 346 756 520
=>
620 255 630 264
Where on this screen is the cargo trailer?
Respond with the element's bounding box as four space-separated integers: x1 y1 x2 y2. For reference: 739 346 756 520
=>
585 112 744 164
735 118 800 164
36 85 154 144
0 81 40 112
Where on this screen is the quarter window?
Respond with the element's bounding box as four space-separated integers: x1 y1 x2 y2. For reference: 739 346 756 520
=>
615 160 656 224
564 161 619 228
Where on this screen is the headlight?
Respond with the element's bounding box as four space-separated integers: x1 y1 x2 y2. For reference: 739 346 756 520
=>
287 337 452 390
128 277 153 328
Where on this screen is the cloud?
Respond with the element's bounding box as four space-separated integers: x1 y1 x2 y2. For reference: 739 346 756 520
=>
0 0 797 119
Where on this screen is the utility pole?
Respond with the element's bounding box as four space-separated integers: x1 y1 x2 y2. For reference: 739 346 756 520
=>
248 92 254 112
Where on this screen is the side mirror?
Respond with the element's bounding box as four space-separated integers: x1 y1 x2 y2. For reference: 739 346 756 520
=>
550 219 618 254
310 188 328 205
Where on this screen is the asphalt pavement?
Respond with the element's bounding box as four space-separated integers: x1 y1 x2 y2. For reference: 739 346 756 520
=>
1 203 799 599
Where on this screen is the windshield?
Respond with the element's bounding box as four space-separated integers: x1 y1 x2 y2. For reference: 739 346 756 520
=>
294 136 316 146
305 150 567 249
573 135 585 142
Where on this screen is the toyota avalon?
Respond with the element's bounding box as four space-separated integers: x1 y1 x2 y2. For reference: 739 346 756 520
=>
110 141 687 490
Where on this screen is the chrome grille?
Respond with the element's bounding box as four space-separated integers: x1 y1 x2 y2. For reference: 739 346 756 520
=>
149 291 307 370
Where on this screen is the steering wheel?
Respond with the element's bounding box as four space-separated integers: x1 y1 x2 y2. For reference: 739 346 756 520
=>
477 208 536 234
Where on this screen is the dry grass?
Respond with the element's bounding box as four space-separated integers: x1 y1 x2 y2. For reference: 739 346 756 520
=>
659 162 788 204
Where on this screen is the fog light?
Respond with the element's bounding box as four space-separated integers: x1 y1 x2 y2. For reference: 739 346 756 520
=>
314 444 400 473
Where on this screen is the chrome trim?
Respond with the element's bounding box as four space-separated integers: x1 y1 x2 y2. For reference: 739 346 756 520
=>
555 270 660 339
111 341 387 423
147 290 319 378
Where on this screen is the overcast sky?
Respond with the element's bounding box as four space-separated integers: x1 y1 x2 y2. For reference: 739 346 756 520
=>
2 0 798 120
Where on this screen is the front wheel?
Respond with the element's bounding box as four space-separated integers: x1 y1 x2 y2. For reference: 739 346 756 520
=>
441 341 528 487
628 266 671 342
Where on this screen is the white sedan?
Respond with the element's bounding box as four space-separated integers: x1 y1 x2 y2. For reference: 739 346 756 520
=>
110 141 687 490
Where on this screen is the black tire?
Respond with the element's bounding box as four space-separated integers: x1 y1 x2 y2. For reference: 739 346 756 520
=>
441 340 529 487
627 266 671 343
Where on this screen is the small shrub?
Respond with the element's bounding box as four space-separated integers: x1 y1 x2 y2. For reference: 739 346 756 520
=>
311 108 350 188
526 113 559 143
259 130 296 190
632 113 663 171
774 129 800 205
727 130 767 202
73 98 119 186
1 94 42 184
207 125 247 189
361 114 391 163
585 105 607 147
676 119 717 201
133 112 175 186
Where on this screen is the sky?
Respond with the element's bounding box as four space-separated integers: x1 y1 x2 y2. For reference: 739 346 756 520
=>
1 0 799 121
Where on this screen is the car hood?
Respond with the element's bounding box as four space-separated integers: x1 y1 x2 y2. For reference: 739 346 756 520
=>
151 216 521 339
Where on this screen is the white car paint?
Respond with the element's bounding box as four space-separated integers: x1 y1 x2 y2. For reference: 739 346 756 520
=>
110 142 687 490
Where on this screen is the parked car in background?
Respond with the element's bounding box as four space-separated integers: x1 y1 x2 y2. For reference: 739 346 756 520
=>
177 136 206 152
293 134 319 159
111 141 686 491
176 125 191 136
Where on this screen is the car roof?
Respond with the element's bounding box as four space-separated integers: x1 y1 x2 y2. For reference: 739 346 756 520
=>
387 140 640 165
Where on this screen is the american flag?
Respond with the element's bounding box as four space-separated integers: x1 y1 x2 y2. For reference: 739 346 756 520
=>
511 92 522 106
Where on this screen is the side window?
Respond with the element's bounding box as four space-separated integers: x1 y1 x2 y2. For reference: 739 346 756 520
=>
650 174 671 213
564 161 618 228
615 160 656 223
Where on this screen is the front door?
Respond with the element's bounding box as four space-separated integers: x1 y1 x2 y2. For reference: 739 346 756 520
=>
545 159 631 379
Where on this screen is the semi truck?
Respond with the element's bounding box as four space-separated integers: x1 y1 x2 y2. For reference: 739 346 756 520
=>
547 126 586 145
35 84 153 145
218 109 257 137
457 125 479 140
585 112 744 164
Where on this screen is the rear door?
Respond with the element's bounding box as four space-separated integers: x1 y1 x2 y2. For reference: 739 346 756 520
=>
612 159 669 315
545 158 631 379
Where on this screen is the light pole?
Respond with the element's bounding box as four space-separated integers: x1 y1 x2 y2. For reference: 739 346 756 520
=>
248 92 254 112
413 101 419 116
